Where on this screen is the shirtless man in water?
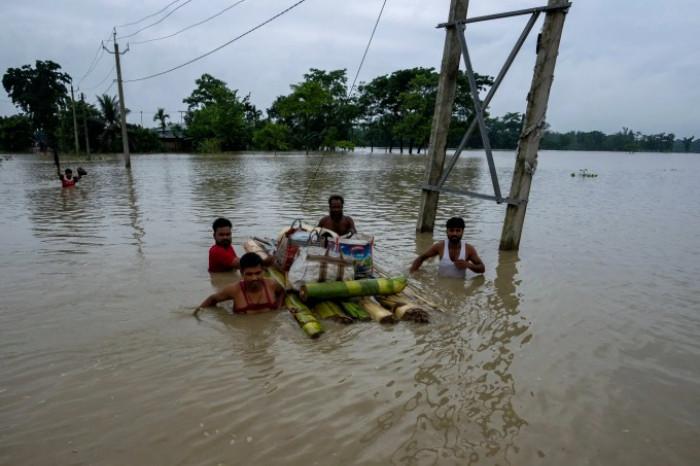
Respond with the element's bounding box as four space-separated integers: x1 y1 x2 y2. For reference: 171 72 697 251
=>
194 253 285 316
410 217 485 278
317 194 357 236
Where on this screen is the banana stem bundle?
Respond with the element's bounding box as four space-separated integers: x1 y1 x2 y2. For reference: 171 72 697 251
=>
285 294 324 338
376 296 430 323
313 301 353 324
300 277 407 302
340 301 371 321
359 297 395 324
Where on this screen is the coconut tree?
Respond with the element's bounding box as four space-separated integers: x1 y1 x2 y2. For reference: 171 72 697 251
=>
96 94 119 150
153 108 170 135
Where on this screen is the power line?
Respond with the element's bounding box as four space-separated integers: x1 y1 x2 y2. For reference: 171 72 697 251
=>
132 0 250 45
117 0 185 28
301 0 388 208
77 31 115 84
347 0 389 97
77 42 105 85
102 79 117 96
124 0 310 83
81 65 116 91
118 0 197 40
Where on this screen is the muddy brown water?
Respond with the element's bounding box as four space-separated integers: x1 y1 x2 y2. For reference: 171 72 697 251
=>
1 150 699 465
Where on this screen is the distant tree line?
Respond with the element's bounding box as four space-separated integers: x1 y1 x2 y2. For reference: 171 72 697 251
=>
1 60 697 154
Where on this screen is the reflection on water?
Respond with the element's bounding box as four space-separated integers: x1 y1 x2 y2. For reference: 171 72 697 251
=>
1 151 699 465
386 253 527 466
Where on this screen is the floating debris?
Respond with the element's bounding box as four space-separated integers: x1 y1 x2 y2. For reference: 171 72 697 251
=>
571 168 598 178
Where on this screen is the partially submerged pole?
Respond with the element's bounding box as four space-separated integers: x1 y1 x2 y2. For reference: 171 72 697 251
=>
105 29 131 169
499 0 568 250
70 83 80 155
416 0 469 232
80 92 91 159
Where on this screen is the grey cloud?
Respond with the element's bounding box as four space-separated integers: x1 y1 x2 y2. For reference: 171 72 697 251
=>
1 0 698 137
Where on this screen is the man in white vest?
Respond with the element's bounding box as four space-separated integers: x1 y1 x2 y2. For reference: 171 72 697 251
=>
410 217 485 278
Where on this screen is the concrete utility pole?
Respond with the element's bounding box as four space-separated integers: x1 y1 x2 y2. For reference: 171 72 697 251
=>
499 0 568 250
104 29 131 168
80 92 91 159
70 83 80 155
416 0 469 232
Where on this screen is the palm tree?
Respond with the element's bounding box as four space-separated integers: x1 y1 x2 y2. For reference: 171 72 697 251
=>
153 108 170 135
96 94 119 127
96 94 119 150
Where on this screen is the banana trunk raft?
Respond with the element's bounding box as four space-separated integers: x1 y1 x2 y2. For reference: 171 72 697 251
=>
248 238 435 339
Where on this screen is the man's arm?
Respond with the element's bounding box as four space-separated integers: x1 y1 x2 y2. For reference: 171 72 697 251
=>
273 281 286 308
347 217 357 235
410 242 441 273
454 244 485 274
194 284 236 316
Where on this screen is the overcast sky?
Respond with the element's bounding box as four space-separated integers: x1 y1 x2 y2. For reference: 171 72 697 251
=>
1 0 698 137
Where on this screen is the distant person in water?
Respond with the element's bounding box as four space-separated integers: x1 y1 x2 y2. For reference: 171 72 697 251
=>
410 217 485 278
317 194 357 237
195 252 285 316
59 167 86 188
208 217 240 273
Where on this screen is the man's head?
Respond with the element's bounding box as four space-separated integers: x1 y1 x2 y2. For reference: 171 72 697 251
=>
445 217 465 244
64 168 73 178
239 252 264 288
212 217 232 247
328 194 344 220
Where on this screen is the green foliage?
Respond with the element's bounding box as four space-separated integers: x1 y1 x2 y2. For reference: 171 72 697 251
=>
269 68 357 150
357 67 493 153
487 112 523 149
197 138 223 153
183 73 258 150
2 60 70 146
252 122 291 151
0 114 33 151
153 108 170 133
127 125 163 153
336 140 355 152
540 127 677 152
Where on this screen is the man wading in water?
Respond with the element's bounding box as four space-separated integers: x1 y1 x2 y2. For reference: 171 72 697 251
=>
317 194 357 236
195 253 285 316
410 217 485 278
59 167 86 188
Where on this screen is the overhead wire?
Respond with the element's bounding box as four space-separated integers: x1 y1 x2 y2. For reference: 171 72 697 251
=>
300 0 389 208
132 0 251 45
117 0 185 28
77 31 115 85
77 42 105 85
118 0 197 40
347 0 388 97
80 65 116 92
124 0 311 83
102 79 117 96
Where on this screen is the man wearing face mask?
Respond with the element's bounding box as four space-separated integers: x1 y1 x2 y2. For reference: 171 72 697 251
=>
208 217 240 273
195 253 285 316
317 194 357 237
410 217 485 278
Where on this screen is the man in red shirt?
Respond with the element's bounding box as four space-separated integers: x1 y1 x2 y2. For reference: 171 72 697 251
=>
59 168 85 188
208 218 240 273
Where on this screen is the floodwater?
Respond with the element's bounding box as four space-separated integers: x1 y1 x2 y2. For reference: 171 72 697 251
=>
0 150 698 466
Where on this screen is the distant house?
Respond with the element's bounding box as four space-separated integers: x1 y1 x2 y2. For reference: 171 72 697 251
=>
155 128 191 152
